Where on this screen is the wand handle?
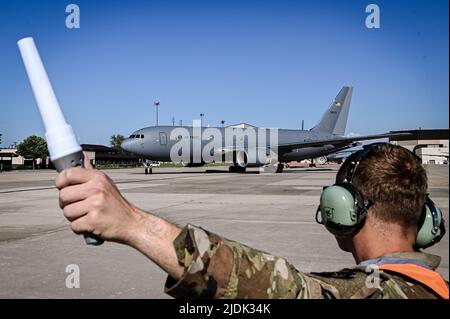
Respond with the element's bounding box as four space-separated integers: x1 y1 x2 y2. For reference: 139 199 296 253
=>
52 151 104 245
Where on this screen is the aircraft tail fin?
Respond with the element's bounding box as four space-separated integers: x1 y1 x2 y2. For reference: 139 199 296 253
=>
311 86 353 135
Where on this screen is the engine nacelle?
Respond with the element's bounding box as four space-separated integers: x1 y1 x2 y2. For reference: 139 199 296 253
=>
235 150 248 167
234 151 273 168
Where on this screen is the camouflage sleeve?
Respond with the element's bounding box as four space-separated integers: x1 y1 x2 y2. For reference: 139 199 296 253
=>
164 224 334 299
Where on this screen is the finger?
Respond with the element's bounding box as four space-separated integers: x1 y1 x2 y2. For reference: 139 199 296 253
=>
83 151 94 170
55 167 95 189
59 182 95 208
70 214 92 235
63 199 90 221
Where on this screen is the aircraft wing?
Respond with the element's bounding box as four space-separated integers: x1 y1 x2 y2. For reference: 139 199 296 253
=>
275 132 412 152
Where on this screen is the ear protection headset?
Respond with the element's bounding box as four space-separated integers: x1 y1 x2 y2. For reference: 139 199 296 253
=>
315 143 446 250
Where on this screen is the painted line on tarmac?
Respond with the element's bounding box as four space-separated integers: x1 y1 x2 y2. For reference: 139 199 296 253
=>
0 173 235 194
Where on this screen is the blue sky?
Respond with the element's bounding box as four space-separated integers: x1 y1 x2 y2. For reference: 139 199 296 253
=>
0 0 448 146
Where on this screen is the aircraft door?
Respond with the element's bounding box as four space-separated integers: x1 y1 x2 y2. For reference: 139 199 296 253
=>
159 132 167 145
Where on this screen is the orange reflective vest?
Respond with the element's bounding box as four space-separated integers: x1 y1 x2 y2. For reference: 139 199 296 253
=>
379 264 449 299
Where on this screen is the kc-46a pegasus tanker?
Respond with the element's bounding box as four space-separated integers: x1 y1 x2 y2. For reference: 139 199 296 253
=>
121 87 408 173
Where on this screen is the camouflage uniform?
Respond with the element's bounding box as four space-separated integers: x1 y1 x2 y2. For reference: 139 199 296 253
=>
164 224 448 299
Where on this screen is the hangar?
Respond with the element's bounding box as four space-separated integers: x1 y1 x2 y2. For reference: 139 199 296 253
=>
0 149 20 170
389 129 449 164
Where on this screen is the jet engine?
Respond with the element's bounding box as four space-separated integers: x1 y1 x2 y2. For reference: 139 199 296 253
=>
235 150 248 167
233 150 274 168
317 156 327 165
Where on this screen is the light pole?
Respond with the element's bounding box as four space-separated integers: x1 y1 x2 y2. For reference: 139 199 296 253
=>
154 101 160 126
200 113 204 127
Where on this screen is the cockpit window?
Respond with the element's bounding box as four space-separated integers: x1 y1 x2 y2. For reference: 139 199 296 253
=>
130 135 135 138
141 134 144 139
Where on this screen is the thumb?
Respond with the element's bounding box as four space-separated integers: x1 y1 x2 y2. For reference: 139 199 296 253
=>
83 151 94 170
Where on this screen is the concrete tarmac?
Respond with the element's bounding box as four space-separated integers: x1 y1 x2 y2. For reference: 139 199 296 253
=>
0 165 448 298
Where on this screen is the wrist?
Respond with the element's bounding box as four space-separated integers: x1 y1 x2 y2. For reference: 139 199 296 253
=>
124 206 181 248
123 206 185 279
120 205 147 246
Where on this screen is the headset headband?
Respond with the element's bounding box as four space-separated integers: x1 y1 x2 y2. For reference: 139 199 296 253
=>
344 147 371 183
344 142 423 184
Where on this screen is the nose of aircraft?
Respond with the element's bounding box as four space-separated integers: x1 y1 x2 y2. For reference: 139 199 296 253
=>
120 138 132 152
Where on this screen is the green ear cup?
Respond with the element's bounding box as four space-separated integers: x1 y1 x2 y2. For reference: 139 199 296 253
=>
320 185 358 228
416 204 442 249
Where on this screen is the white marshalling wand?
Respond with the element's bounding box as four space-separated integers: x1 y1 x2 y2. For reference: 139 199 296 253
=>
17 37 104 245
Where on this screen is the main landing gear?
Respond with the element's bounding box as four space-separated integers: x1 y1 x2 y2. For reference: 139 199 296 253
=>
276 163 284 173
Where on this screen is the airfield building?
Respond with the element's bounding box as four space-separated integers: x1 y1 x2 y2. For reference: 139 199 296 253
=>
389 129 449 164
81 144 142 167
0 145 142 170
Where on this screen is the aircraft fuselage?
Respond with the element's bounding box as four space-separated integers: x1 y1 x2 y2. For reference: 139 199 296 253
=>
121 126 355 165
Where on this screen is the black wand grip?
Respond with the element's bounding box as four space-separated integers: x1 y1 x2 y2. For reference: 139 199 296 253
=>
83 232 104 246
53 151 104 246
